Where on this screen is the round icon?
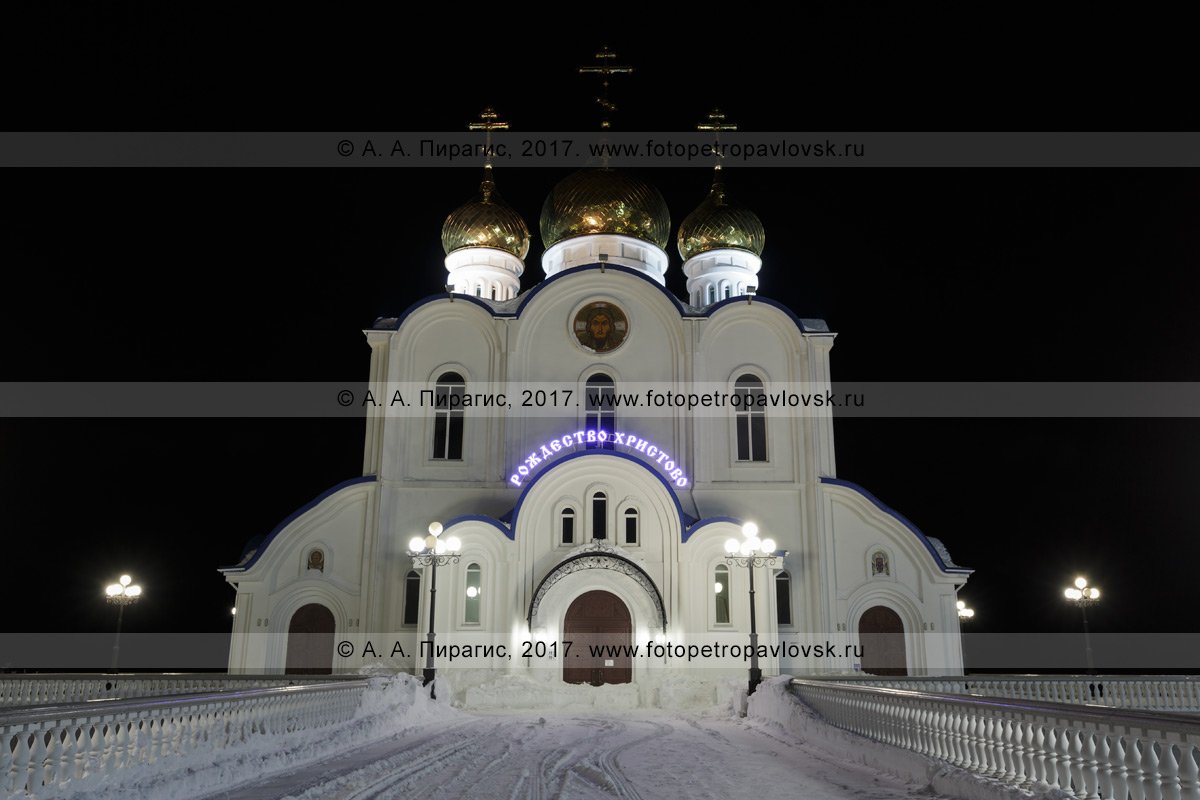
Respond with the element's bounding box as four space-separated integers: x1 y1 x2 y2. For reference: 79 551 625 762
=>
573 302 628 353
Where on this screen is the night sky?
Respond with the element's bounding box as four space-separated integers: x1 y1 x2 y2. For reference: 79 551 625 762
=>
2 9 1199 656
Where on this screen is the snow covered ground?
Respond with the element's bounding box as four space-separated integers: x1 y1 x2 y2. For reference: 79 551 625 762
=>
198 710 940 800
31 675 1052 800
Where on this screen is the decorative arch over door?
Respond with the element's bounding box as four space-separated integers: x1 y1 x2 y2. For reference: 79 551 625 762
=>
858 605 906 676
527 542 667 630
285 603 335 674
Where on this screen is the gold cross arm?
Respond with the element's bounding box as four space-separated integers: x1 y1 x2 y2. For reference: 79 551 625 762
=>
579 45 633 76
468 107 510 132
697 108 737 132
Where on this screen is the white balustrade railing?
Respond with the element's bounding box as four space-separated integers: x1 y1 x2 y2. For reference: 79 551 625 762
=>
791 678 1200 800
818 675 1200 713
0 673 361 708
0 679 370 796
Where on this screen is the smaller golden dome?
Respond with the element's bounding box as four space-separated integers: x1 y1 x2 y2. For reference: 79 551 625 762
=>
677 175 765 261
441 166 531 259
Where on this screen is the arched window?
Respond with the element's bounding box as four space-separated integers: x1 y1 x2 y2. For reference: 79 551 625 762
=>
623 508 639 545
432 372 465 460
723 283 732 299
734 374 767 462
585 374 616 450
464 563 482 624
706 284 715 305
403 570 421 626
714 564 731 624
490 286 497 300
776 571 793 626
561 508 575 545
474 284 482 297
592 492 607 540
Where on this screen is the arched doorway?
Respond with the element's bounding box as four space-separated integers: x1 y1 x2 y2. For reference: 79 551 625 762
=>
858 605 907 676
285 603 335 674
563 590 632 685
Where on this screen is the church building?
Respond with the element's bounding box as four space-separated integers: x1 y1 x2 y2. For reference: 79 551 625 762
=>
221 153 972 697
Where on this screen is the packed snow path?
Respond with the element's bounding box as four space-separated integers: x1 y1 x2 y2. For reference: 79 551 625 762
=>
205 711 949 800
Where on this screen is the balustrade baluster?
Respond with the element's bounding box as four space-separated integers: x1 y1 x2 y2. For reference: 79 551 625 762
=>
1128 737 1148 800
6 731 28 794
1177 744 1199 800
1159 742 1182 800
1094 733 1112 800
28 728 48 792
1141 739 1163 800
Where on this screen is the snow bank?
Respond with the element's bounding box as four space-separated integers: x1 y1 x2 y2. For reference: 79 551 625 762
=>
460 671 747 712
747 676 1074 800
33 673 456 800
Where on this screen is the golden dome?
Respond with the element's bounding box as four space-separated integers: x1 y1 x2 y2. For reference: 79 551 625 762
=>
677 176 765 260
539 169 671 250
441 166 531 259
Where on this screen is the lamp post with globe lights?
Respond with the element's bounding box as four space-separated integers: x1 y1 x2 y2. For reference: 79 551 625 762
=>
956 600 975 672
407 522 461 698
1064 576 1100 674
104 574 142 672
724 522 784 696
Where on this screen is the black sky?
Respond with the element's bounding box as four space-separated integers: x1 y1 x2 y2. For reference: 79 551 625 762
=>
2 8 1199 652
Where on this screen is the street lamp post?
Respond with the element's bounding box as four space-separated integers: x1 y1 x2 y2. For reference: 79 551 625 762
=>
407 522 461 699
104 574 142 672
956 600 975 673
724 522 783 696
1064 576 1100 674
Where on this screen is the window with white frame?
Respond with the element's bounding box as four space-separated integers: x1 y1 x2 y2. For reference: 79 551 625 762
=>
734 373 767 462
585 374 616 449
464 563 481 624
623 508 638 545
714 564 731 624
432 372 465 460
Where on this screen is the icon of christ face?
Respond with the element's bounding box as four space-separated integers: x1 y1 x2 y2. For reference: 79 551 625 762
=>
574 303 628 353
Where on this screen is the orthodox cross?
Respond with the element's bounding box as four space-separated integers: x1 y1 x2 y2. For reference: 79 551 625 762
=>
579 46 633 130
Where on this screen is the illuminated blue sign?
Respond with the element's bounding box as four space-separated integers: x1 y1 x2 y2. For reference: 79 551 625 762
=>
510 430 689 488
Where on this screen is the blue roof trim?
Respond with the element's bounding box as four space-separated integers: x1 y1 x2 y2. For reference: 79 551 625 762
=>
702 294 825 332
444 514 513 541
508 450 687 537
682 515 745 543
219 475 378 572
370 264 832 336
514 264 689 316
373 292 505 331
820 477 974 574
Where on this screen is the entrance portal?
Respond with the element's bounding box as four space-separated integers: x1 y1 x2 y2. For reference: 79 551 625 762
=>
858 605 907 676
285 603 335 674
562 590 632 685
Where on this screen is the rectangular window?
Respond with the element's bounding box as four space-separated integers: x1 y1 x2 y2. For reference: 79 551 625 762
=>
715 567 730 624
592 493 607 540
465 564 481 625
735 376 767 462
776 574 792 626
624 513 637 545
403 571 421 626
432 374 465 460
562 512 574 545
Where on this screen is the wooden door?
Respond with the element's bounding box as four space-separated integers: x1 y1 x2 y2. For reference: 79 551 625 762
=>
285 603 335 674
562 590 632 685
858 605 907 676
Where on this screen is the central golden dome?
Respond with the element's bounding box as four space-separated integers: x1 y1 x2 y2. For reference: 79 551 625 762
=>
539 169 671 250
441 166 531 259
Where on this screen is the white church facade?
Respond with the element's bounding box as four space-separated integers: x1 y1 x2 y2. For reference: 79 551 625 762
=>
221 164 971 696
